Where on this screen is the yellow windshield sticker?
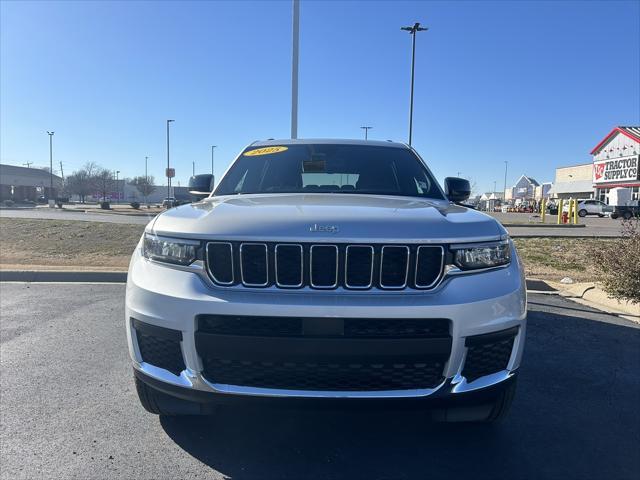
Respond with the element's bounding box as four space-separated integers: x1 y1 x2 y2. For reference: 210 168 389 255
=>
243 146 288 156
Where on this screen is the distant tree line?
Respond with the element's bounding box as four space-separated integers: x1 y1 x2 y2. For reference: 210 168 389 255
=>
64 162 156 203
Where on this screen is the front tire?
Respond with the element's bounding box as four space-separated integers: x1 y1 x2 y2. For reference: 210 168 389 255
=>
578 209 588 217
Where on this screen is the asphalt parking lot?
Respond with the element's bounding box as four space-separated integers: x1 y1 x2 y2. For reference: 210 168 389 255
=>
1 283 639 480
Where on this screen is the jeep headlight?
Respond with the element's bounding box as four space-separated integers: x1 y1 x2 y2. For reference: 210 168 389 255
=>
452 239 511 270
143 233 199 265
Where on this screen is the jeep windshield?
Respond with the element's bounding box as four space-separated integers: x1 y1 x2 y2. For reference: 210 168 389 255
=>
214 143 445 199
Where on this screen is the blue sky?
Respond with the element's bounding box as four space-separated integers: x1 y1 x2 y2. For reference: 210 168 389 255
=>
1 0 639 193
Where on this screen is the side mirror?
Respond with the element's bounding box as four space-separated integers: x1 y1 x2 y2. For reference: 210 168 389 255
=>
444 177 471 203
188 174 214 199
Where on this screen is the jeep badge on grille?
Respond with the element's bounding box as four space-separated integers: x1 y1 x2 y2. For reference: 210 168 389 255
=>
309 224 339 233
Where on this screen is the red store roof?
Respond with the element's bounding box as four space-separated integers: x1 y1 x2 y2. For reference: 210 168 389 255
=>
590 126 640 155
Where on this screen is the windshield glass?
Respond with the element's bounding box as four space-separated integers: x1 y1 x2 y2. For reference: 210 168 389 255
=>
214 144 444 199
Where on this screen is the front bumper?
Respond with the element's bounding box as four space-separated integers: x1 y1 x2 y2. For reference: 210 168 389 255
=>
126 243 527 401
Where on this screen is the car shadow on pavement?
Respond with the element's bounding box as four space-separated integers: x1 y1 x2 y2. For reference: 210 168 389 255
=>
160 307 640 480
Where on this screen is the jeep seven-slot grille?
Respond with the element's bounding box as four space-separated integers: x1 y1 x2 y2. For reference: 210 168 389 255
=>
206 242 444 290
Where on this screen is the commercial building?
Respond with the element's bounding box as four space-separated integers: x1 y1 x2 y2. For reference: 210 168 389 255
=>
549 163 594 200
505 175 540 202
0 164 63 201
590 126 640 203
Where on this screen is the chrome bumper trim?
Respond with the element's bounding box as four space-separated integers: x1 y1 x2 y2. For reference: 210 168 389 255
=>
133 361 515 399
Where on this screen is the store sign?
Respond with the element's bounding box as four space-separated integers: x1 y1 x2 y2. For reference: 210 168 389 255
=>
593 155 639 184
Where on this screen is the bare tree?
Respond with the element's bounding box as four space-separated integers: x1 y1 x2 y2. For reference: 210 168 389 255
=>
130 175 156 203
65 162 100 203
94 168 115 202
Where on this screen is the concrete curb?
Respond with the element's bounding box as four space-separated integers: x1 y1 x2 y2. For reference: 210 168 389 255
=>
545 280 640 320
0 272 556 292
1 272 636 320
0 270 127 283
501 223 586 228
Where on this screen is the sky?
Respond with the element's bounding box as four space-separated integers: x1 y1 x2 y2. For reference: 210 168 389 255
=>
1 0 639 194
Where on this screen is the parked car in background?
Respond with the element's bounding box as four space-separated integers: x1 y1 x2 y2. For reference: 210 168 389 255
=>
574 199 612 217
162 197 177 208
610 205 640 220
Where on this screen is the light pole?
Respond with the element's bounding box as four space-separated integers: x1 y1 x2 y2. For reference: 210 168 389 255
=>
291 0 300 139
166 119 174 199
192 161 195 176
401 22 427 146
46 131 54 202
115 170 120 204
503 161 508 198
360 126 372 140
211 145 217 182
145 156 149 206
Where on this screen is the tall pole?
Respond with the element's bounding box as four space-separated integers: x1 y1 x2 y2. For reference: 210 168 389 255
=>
145 156 149 206
211 145 216 178
503 161 508 198
166 119 174 199
47 131 54 201
360 126 372 140
290 0 300 139
192 161 195 176
401 22 427 146
116 170 120 204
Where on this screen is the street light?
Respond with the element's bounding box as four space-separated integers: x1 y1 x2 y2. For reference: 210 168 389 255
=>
401 22 428 146
211 145 217 183
166 119 174 199
503 161 508 198
145 156 149 206
360 126 372 140
291 0 300 139
46 131 54 203
115 170 120 204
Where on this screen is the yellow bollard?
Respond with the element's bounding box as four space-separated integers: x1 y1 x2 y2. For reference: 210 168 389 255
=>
557 198 564 224
541 198 546 223
573 199 579 224
567 198 574 224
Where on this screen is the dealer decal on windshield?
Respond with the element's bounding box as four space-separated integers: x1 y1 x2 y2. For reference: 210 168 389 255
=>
243 146 288 156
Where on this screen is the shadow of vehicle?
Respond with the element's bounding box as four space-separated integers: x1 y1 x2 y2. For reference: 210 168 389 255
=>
160 299 640 480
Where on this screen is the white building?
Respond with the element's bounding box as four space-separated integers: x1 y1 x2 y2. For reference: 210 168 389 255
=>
590 126 640 203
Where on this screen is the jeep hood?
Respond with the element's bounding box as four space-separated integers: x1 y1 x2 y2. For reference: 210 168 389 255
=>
150 193 505 243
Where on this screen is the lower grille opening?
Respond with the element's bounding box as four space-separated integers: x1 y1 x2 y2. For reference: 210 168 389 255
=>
196 315 451 391
133 319 185 376
197 315 450 339
201 358 445 391
462 327 518 382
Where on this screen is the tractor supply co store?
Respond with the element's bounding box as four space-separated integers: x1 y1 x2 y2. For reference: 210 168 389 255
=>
591 127 640 203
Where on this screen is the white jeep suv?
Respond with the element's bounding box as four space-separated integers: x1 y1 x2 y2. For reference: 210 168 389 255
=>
126 139 527 422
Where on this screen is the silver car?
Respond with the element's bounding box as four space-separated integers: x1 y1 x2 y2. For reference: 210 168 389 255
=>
126 139 527 422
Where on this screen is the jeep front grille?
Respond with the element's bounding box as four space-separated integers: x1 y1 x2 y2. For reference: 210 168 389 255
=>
205 242 444 290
